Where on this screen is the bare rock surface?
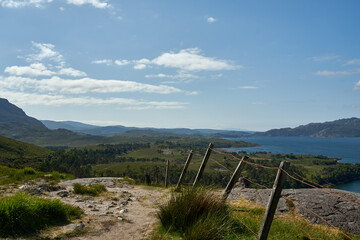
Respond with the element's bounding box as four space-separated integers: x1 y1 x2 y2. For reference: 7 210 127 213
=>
229 187 360 234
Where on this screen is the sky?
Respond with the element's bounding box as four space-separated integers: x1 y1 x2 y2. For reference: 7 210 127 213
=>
0 0 359 131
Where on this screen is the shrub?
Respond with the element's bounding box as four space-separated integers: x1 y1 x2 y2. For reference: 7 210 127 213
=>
157 187 232 240
0 193 82 237
73 183 107 196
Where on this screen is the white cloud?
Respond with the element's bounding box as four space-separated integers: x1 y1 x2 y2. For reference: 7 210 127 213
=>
57 67 87 77
114 59 130 66
354 80 360 90
134 64 147 70
92 59 113 65
96 48 239 72
4 63 55 77
66 0 109 9
0 90 187 109
346 59 360 65
238 86 258 89
151 48 239 71
310 55 340 62
26 42 64 65
145 72 199 80
185 91 198 95
315 70 357 77
0 0 52 8
0 75 182 94
207 17 217 23
0 0 110 8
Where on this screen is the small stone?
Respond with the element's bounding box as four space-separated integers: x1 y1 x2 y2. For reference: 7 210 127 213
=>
87 205 93 208
63 223 85 231
119 209 127 214
118 217 124 221
91 208 99 211
111 197 119 201
57 191 69 198
75 199 84 202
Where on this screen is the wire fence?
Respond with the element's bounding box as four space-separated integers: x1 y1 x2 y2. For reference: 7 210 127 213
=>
207 148 359 240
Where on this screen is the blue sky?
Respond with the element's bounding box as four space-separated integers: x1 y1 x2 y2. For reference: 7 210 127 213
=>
0 0 359 131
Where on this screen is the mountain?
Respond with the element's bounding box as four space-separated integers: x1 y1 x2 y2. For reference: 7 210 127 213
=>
41 120 98 131
0 98 45 127
256 118 360 137
41 120 251 138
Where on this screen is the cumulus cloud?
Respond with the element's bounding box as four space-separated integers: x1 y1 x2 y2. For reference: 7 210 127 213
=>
114 59 130 66
0 90 187 109
26 42 64 64
133 64 147 70
0 0 110 8
0 75 182 94
4 63 55 77
151 48 239 71
207 17 217 23
92 59 113 65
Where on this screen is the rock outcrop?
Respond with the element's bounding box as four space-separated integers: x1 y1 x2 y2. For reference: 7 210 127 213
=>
229 187 360 234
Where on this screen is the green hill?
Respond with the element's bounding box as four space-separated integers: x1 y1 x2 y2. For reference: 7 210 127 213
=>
0 136 52 167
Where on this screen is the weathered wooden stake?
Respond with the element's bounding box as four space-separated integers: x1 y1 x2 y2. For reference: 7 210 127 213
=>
193 143 213 187
175 150 193 191
258 161 290 240
164 160 170 188
222 156 248 201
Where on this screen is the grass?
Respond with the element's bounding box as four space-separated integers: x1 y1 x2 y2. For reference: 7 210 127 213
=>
73 183 107 196
152 189 360 240
156 187 234 240
0 165 73 185
0 193 82 237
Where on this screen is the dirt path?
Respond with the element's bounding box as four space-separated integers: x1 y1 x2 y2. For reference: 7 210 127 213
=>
44 178 168 240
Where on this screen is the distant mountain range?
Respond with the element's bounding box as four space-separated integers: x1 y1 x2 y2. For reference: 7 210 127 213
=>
40 120 252 138
1 97 359 148
255 118 360 137
0 98 251 146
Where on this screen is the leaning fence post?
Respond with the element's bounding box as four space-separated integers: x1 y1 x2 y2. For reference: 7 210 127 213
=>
165 160 170 188
175 150 193 191
193 143 213 187
258 161 290 240
222 155 248 201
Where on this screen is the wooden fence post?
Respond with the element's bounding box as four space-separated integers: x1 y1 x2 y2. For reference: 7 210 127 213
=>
258 161 290 240
193 143 213 187
175 150 193 191
222 156 248 201
165 160 170 188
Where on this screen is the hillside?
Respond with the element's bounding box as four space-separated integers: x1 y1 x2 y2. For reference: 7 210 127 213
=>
0 98 45 127
256 118 360 137
0 135 52 167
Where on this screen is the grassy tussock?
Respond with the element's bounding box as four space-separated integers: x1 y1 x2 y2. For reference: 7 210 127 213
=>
73 183 107 196
157 187 233 240
0 193 82 237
